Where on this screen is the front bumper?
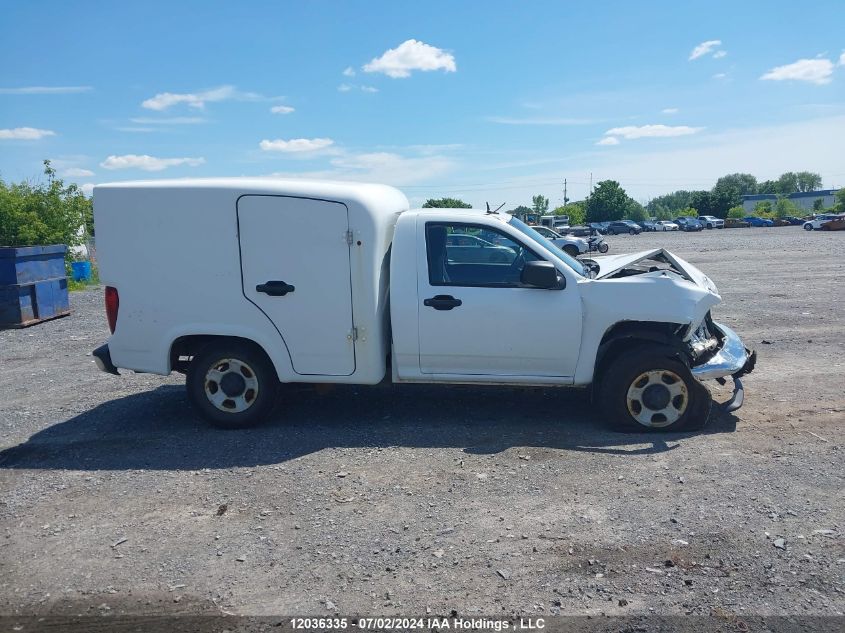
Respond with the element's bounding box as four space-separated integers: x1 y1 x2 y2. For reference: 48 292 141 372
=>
93 343 120 375
691 322 756 412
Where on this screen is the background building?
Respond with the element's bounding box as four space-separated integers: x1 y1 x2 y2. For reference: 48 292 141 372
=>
742 189 838 213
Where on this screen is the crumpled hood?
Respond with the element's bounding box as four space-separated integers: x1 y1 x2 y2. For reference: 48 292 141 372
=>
589 248 719 295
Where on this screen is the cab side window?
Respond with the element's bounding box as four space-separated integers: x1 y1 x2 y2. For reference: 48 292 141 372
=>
426 222 540 287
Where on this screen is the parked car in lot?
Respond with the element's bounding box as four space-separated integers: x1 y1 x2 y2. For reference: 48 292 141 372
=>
445 232 517 263
589 222 610 235
655 220 679 231
781 216 805 226
558 225 593 237
699 215 725 229
744 216 774 227
724 218 750 228
636 220 658 232
803 214 840 231
530 225 590 257
92 178 754 432
820 215 845 231
675 217 704 232
606 220 642 235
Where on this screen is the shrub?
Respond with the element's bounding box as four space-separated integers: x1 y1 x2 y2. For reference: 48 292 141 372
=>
727 206 745 219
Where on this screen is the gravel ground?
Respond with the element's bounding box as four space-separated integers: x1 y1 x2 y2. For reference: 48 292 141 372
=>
0 226 843 619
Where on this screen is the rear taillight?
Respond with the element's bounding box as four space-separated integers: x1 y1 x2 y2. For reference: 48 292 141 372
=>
105 286 119 334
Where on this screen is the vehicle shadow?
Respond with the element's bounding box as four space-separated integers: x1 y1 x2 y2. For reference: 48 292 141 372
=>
0 383 738 471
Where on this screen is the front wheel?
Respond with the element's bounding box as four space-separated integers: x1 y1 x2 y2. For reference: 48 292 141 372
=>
563 244 579 257
598 242 609 253
598 347 712 432
186 341 279 429
803 223 813 231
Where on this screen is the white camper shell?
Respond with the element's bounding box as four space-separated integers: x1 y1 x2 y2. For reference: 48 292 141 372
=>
93 179 755 432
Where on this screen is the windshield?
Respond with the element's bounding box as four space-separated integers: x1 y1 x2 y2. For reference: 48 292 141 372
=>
508 216 585 276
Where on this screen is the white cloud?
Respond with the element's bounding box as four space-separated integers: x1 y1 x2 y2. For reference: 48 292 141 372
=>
689 40 722 60
713 73 728 80
661 108 679 114
80 183 95 196
343 66 356 77
337 83 353 92
63 167 95 177
486 116 595 126
363 39 456 78
130 116 207 125
760 58 835 85
115 127 157 133
270 105 295 114
0 86 92 94
271 151 455 186
0 127 56 140
596 136 620 146
360 85 379 93
712 50 727 59
840 52 845 66
100 154 205 171
140 85 276 111
604 124 704 140
259 138 335 153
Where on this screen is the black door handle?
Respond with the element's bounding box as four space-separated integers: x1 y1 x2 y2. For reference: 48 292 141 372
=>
423 294 462 310
256 280 295 296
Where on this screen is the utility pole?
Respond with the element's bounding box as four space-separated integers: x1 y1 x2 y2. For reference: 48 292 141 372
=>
589 172 593 193
563 178 568 207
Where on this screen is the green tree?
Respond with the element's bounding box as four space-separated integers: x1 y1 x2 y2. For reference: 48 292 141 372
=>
758 179 779 194
690 191 712 216
585 180 629 222
646 190 694 215
776 172 799 194
554 202 585 226
509 205 533 221
0 160 89 255
531 194 549 216
754 201 772 215
774 195 800 219
836 188 845 213
714 173 758 196
422 197 472 208
624 199 647 221
812 198 825 211
727 206 745 219
678 207 699 218
795 171 823 192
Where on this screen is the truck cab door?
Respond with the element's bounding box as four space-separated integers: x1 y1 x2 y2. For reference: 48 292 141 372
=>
417 221 582 378
237 195 355 376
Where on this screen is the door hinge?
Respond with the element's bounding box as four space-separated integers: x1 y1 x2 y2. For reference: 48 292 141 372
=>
344 230 354 245
347 327 358 342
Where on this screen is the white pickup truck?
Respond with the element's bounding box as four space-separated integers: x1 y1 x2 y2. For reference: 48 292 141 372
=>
92 179 755 432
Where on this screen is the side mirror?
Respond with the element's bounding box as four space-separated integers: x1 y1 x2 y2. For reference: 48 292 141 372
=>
521 260 564 289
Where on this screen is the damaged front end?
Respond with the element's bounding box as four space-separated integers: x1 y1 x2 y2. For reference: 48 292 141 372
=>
584 248 756 412
689 319 757 412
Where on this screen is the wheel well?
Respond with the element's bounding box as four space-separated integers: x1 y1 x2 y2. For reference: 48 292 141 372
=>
594 321 687 384
169 335 269 374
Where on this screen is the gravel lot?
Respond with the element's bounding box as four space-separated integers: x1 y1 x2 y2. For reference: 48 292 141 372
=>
1 226 843 620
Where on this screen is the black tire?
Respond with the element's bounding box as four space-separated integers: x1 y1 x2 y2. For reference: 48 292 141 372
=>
598 242 609 253
803 223 813 231
563 245 579 257
186 340 279 429
598 346 712 432
629 229 636 235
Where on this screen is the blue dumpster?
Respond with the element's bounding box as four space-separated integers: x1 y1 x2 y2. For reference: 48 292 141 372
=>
0 245 70 328
71 261 92 282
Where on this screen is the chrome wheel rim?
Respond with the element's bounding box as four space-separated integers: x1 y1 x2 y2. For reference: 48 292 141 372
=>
204 358 259 413
626 369 688 428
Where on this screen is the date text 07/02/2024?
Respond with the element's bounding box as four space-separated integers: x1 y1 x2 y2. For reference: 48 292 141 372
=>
289 617 546 631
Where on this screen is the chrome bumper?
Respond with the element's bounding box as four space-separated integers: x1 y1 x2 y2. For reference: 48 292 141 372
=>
691 322 753 380
691 322 756 413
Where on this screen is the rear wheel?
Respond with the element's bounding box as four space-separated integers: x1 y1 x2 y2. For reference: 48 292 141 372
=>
187 341 278 429
598 346 711 432
803 223 813 231
563 244 579 257
598 242 609 253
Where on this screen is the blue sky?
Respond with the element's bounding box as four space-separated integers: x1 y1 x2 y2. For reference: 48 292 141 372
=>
1 0 843 207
